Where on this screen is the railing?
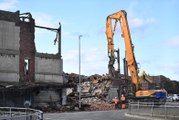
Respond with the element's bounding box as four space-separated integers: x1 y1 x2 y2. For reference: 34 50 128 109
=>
128 101 179 120
0 107 43 120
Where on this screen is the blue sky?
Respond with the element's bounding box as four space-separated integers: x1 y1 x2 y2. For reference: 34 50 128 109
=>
0 0 179 80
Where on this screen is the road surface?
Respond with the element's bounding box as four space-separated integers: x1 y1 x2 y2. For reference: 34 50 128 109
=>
43 110 146 120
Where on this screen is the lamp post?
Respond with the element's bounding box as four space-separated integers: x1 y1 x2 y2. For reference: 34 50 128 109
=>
79 35 82 109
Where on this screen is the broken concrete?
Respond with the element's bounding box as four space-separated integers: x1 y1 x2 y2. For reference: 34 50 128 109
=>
66 73 117 111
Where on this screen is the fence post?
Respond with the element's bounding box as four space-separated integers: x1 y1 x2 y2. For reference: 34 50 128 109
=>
151 102 154 117
10 107 12 118
129 102 131 114
165 103 167 119
130 102 132 114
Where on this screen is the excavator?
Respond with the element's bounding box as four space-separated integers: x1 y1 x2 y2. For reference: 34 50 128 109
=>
106 10 167 102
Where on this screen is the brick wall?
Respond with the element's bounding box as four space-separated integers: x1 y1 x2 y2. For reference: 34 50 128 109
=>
19 17 36 82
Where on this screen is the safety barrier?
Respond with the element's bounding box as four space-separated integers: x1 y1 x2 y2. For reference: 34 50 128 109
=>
128 101 179 120
0 107 43 120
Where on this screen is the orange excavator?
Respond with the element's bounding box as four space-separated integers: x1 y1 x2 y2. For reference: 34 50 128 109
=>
106 10 167 102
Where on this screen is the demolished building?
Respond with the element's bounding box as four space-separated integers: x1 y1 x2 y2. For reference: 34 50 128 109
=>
0 10 70 108
0 10 126 111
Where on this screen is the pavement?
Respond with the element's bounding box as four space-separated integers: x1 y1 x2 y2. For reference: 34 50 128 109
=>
43 110 146 120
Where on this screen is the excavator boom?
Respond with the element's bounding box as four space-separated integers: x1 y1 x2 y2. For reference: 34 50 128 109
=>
106 10 139 90
106 10 167 102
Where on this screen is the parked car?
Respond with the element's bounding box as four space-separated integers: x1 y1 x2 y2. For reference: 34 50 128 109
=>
166 96 173 102
177 94 179 101
172 94 179 101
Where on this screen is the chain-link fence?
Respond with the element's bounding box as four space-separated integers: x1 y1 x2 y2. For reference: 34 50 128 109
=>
128 101 179 120
0 107 43 120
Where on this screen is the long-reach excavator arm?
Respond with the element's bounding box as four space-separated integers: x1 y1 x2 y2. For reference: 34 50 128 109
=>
106 10 167 102
106 10 139 90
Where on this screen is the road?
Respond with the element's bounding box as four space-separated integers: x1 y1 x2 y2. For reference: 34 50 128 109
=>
43 110 146 120
44 102 179 120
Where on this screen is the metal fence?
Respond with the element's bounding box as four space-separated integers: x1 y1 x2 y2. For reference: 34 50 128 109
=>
0 107 43 120
128 101 179 120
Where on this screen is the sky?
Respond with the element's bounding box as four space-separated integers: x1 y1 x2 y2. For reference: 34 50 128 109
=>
0 0 179 81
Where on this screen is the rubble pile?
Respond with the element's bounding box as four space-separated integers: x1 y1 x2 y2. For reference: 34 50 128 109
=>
85 102 115 111
66 73 115 111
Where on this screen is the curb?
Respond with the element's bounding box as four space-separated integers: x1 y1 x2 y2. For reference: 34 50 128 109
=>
125 113 166 120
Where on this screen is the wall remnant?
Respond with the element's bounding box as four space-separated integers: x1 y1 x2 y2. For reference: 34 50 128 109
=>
0 10 20 82
35 53 63 83
0 10 64 83
0 10 66 109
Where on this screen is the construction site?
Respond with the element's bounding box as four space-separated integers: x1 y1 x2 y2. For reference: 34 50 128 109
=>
0 10 117 111
0 6 179 120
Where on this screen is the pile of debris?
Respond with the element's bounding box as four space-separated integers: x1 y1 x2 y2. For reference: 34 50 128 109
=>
85 102 115 111
66 73 115 111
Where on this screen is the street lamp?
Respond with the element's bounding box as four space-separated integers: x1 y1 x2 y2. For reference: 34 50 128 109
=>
79 35 82 109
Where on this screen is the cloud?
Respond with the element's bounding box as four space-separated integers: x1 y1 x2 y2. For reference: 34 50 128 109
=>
33 12 79 42
129 17 156 31
63 50 78 62
63 48 107 63
157 63 179 80
63 48 108 75
97 13 157 36
139 59 152 64
130 18 144 28
128 1 138 18
83 48 107 62
33 12 60 49
82 64 107 76
166 35 179 47
127 1 157 32
0 0 18 10
164 64 179 74
33 12 58 28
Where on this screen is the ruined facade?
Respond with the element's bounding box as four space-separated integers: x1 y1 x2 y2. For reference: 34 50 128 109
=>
0 10 63 83
0 10 67 108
